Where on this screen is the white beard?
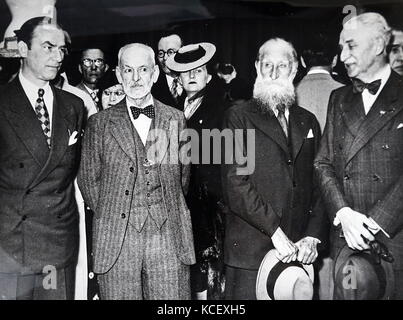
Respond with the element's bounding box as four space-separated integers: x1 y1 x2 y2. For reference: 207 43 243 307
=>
253 74 296 114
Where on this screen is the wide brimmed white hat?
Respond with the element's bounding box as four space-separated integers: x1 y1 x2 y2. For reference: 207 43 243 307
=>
256 249 314 300
165 42 216 73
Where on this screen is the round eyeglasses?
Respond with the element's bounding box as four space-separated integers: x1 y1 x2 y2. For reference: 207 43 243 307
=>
82 58 105 68
157 49 177 58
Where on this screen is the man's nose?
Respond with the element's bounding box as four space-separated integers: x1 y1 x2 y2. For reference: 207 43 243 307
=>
110 92 117 101
270 67 279 81
53 49 64 63
132 70 140 82
340 46 348 62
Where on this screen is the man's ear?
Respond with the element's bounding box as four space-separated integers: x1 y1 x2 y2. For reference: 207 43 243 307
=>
104 64 109 73
78 64 83 75
254 60 260 76
17 41 28 58
207 74 212 84
115 67 122 84
374 37 386 56
290 60 298 81
152 64 160 83
300 56 306 69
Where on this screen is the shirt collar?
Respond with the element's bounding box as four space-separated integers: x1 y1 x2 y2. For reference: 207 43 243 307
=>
307 69 330 75
19 71 51 96
83 83 98 94
365 64 391 86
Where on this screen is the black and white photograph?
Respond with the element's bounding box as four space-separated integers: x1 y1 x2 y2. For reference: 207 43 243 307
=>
0 0 403 309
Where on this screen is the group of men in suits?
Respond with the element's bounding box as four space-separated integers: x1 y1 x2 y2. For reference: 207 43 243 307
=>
1 10 403 300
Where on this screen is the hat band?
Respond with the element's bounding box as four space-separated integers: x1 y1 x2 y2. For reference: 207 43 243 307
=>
174 45 206 64
350 252 386 299
266 261 308 300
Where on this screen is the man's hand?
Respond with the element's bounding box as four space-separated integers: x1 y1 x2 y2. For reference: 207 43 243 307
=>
271 227 298 263
295 237 320 264
337 207 375 251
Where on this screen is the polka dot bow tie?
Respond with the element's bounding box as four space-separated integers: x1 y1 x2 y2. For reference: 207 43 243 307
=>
130 105 155 119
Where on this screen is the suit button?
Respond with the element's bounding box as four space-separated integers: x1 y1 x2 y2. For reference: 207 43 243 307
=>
287 159 292 165
26 189 31 195
121 213 126 219
293 181 297 187
129 167 134 172
88 272 94 279
344 174 350 180
373 174 381 181
233 242 238 247
125 190 129 195
338 144 343 150
21 215 27 221
146 193 150 197
146 181 150 186
19 163 24 168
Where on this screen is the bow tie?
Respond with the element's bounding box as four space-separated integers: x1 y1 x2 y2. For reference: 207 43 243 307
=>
130 105 155 119
352 78 382 95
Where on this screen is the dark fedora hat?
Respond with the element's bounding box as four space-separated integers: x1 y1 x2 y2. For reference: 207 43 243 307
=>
334 244 395 300
256 249 314 300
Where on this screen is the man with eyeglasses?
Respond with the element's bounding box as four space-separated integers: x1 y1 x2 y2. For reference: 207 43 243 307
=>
152 33 186 110
0 16 85 300
76 48 109 115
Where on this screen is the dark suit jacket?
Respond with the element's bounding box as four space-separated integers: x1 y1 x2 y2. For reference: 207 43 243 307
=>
314 71 403 270
77 98 195 274
0 77 85 274
152 73 186 110
221 100 324 270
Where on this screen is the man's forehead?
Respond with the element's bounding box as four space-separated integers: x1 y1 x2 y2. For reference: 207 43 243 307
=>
121 48 153 66
32 25 65 44
260 47 292 62
158 35 181 49
392 32 403 45
83 49 104 59
339 23 370 43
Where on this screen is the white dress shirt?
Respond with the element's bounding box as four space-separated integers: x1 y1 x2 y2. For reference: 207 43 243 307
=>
361 65 391 114
19 72 54 134
126 95 154 145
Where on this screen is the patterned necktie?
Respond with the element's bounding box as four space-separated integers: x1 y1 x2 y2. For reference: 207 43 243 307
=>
276 105 288 139
35 88 51 148
351 78 381 95
130 105 155 119
90 91 99 103
170 77 180 100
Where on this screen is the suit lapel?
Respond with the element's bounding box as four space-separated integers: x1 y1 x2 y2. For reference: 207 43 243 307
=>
346 72 402 164
30 86 75 188
289 107 308 160
151 99 172 165
109 99 138 164
340 88 366 138
247 101 290 156
4 78 50 167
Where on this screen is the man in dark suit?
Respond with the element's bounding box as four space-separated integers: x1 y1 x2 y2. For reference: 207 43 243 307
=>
152 33 186 110
76 48 109 116
389 29 403 76
0 16 85 300
221 38 325 300
78 43 195 300
314 12 403 300
166 42 226 300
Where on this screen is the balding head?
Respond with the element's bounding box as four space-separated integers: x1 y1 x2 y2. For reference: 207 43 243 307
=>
157 34 183 75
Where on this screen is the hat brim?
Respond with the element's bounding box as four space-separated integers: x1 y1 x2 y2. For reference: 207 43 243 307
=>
256 249 314 300
334 244 395 300
165 42 216 73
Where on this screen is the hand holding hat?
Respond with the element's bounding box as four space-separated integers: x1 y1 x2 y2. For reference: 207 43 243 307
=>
271 227 298 263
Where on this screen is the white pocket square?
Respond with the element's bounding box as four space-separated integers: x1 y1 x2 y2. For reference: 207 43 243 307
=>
306 128 314 138
68 130 78 146
397 123 403 129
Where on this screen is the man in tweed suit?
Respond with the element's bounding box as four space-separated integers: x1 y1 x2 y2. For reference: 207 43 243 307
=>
315 12 403 299
77 43 195 300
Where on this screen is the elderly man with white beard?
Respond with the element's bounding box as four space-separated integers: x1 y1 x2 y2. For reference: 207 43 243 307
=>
221 38 326 299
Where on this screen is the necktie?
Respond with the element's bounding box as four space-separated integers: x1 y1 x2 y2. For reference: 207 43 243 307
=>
276 105 288 139
351 78 381 95
35 88 51 148
170 77 180 100
90 91 99 103
130 105 155 119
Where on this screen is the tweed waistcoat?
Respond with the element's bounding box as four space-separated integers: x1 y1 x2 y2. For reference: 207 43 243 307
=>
128 123 168 232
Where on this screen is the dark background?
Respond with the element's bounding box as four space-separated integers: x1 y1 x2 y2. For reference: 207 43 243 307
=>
1 0 403 86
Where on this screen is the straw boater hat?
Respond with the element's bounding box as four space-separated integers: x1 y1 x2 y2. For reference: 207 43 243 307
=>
165 42 216 73
333 244 394 300
256 249 314 300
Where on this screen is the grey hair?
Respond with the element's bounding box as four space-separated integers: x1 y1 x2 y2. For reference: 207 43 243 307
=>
344 12 391 47
256 38 298 65
117 43 156 67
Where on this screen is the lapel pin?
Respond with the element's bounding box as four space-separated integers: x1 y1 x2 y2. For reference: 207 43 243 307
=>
379 110 386 116
199 119 203 124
